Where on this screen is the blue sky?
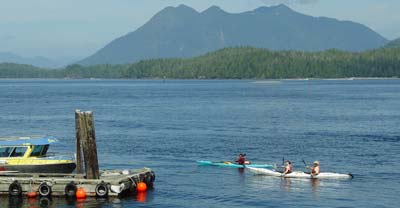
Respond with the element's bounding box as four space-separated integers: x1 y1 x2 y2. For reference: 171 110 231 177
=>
0 0 399 60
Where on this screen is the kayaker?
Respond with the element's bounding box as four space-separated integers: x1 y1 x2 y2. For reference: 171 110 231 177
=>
237 153 246 165
282 160 293 174
307 161 320 175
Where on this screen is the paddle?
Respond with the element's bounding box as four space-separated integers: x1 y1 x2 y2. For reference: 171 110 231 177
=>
302 159 307 167
277 157 284 174
302 159 312 174
279 157 284 169
280 157 287 176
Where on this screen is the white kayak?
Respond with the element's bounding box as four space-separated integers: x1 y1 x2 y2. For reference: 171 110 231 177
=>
247 167 353 179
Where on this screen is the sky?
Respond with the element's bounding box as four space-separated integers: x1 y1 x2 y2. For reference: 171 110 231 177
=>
0 0 399 60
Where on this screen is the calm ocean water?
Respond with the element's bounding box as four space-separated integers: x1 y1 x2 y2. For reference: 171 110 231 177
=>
0 79 399 208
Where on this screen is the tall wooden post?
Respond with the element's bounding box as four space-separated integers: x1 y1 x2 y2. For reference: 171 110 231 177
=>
75 110 83 174
75 110 99 179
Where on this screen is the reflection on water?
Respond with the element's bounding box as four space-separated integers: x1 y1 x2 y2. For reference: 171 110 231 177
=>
136 192 147 203
26 197 37 207
39 197 52 207
248 175 322 194
3 196 124 208
3 185 154 207
280 178 292 192
237 168 246 186
8 196 23 207
278 177 320 193
237 168 246 176
311 179 321 192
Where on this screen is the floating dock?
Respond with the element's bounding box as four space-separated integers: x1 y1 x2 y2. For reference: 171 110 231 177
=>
0 168 155 197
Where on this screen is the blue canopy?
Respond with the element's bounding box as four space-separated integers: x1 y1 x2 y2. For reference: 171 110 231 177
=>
0 136 58 146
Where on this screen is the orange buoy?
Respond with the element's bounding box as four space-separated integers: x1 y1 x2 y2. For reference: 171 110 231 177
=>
76 187 86 199
27 191 38 198
136 182 147 192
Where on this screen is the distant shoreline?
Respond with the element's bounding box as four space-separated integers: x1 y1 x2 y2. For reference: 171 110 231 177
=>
0 77 398 81
2 47 400 79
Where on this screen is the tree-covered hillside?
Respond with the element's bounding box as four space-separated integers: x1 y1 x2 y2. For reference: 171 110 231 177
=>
0 63 56 78
1 47 400 79
121 47 400 79
385 38 400 48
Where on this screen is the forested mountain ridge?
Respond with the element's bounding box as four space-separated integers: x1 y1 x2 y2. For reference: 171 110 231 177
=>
385 38 400 48
0 63 55 78
2 47 400 79
77 4 388 66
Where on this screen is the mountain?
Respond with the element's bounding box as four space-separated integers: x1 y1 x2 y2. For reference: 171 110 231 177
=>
385 38 400 48
78 4 388 66
0 52 75 68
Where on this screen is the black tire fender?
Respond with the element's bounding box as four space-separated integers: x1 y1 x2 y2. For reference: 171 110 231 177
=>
150 171 156 182
38 182 52 197
95 182 109 197
64 181 77 197
144 174 153 186
9 181 22 196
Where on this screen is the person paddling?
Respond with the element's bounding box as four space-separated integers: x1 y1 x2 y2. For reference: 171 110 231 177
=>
282 160 293 175
306 161 320 176
237 153 246 165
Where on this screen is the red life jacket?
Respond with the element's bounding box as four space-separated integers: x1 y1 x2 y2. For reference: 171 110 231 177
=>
238 156 245 165
312 166 320 174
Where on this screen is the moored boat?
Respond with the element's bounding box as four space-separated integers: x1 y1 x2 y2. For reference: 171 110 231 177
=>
197 160 273 168
0 136 76 173
247 167 353 179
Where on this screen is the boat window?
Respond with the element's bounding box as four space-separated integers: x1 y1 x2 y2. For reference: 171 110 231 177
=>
41 145 49 155
10 147 27 157
0 147 13 157
30 145 44 157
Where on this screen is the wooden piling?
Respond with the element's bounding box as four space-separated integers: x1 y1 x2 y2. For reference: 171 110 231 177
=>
75 110 83 174
75 110 99 179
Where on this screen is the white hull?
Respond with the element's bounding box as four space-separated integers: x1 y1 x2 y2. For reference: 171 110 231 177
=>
247 167 353 179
